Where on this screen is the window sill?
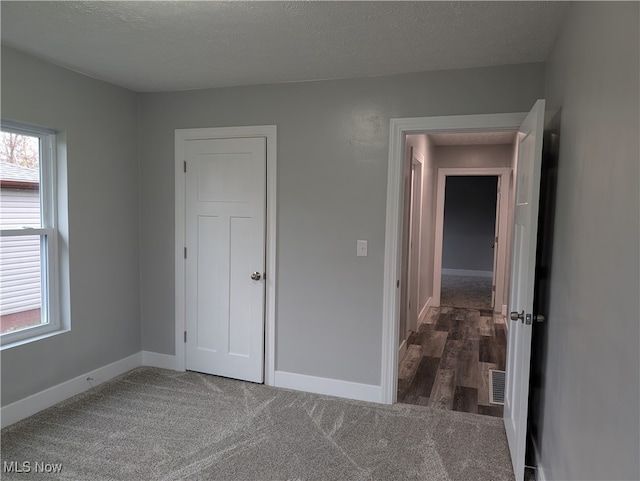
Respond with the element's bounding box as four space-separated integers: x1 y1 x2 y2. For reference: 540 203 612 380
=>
1 327 70 351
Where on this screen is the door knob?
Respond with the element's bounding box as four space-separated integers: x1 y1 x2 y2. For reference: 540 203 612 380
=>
250 272 262 281
510 311 534 325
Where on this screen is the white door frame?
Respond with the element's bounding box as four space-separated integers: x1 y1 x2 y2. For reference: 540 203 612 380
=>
408 151 424 332
400 148 425 346
381 113 526 404
432 167 511 311
175 125 277 385
491 177 502 310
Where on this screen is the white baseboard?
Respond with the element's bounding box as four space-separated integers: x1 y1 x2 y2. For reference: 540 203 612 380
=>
274 371 382 403
442 268 493 278
417 296 433 324
1 352 142 429
2 353 381 428
141 351 178 370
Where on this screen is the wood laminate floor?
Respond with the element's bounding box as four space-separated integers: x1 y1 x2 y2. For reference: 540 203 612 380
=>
397 306 507 417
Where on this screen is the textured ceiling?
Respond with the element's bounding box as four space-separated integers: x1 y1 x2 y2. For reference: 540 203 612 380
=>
1 1 568 92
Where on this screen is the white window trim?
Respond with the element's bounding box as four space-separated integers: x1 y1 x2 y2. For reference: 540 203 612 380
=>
1 120 62 347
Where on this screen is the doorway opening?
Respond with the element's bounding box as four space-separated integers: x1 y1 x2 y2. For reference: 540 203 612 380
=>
381 111 529 406
439 175 498 311
395 132 518 416
383 102 546 481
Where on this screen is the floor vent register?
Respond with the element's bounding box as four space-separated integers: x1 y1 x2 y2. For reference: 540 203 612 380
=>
489 369 506 405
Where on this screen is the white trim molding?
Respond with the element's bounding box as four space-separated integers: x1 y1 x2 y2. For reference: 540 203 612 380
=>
2 351 184 428
417 297 433 325
141 351 178 371
1 353 141 428
0 122 62 348
382 112 527 404
174 125 277 386
274 371 382 403
4 351 386 428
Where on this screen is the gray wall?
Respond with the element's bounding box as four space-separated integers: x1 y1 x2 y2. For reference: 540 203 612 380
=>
442 176 497 272
538 3 639 480
1 47 141 405
139 63 546 385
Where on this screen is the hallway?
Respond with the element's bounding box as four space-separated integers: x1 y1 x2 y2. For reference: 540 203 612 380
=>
440 274 493 310
398 306 506 417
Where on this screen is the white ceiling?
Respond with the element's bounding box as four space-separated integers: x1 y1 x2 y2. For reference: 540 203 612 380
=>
1 1 569 93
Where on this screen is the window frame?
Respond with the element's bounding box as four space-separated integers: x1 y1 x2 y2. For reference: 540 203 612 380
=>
1 120 61 347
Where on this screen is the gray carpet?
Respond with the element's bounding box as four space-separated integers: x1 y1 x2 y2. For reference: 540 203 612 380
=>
440 275 493 310
1 367 514 480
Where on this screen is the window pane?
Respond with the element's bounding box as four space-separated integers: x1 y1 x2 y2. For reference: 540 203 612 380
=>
0 235 44 334
0 132 41 229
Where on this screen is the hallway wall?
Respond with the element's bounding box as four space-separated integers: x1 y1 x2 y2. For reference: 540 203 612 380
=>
406 134 438 320
419 136 438 315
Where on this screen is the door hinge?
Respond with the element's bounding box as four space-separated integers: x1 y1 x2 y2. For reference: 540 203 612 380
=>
183 161 187 173
495 236 498 244
396 280 400 288
184 331 187 343
184 247 187 259
492 285 496 292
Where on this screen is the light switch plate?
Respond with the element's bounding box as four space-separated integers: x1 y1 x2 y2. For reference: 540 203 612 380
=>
357 240 368 257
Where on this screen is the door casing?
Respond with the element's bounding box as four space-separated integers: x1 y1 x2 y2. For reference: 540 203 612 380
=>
399 148 424 350
407 154 424 332
175 125 277 385
382 112 527 404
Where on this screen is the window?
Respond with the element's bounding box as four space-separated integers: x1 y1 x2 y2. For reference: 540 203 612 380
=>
1 121 60 346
